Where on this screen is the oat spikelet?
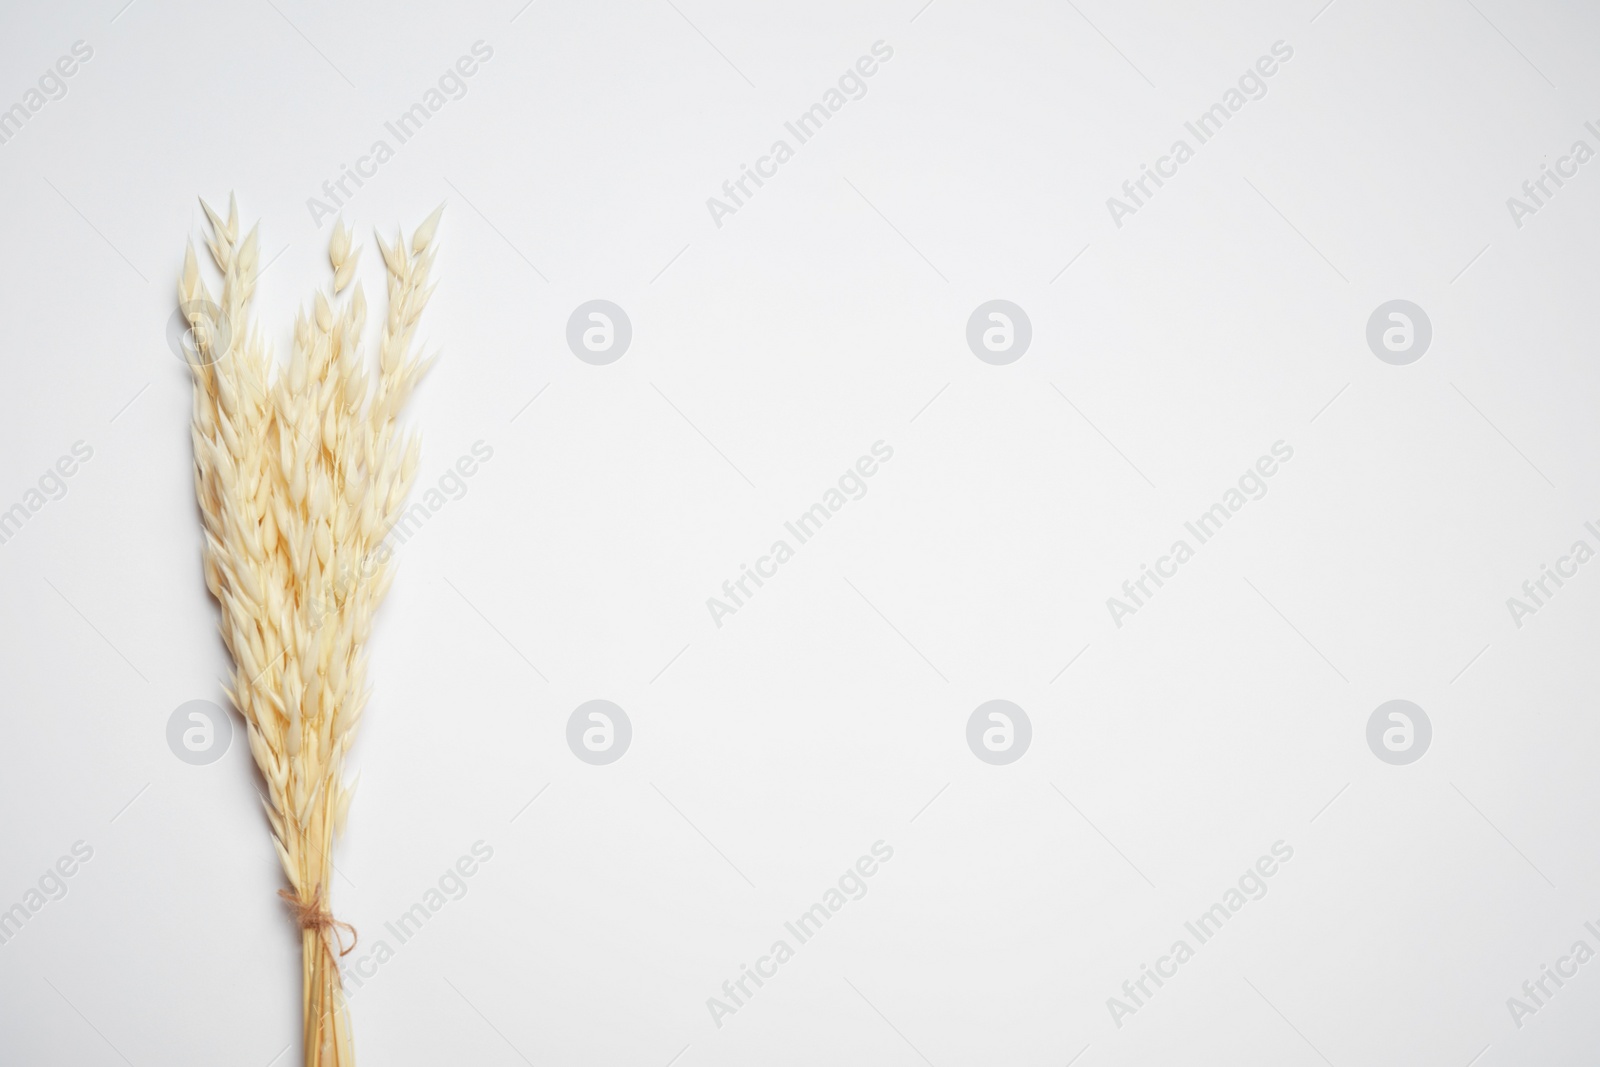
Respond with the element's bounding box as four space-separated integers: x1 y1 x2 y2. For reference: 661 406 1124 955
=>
181 197 441 1067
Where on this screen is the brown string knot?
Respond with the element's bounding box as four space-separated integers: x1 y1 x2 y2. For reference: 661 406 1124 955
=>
279 885 358 958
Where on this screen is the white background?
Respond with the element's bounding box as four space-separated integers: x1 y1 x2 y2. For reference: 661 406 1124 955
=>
2 0 1600 1064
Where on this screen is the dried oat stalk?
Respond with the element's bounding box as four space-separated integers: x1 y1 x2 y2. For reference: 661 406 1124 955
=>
181 195 441 1067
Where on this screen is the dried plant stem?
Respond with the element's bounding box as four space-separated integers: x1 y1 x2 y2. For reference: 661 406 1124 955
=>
181 195 442 1067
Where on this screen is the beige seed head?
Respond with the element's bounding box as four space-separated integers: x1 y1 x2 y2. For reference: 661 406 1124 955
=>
180 197 441 1067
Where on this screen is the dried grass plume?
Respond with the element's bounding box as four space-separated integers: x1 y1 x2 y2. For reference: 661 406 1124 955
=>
181 195 443 1067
